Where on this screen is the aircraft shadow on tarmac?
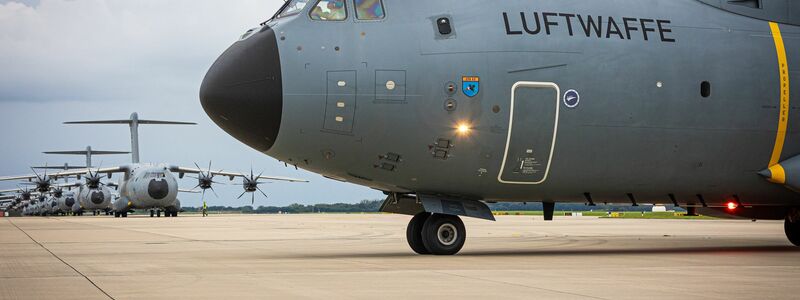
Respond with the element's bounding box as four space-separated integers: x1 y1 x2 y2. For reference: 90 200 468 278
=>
275 245 800 260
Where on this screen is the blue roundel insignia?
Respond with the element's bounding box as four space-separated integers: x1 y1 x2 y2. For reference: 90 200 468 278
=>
564 89 580 108
462 76 480 97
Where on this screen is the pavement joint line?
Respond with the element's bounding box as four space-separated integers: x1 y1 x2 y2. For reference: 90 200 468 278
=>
49 216 196 242
432 270 611 300
6 218 116 300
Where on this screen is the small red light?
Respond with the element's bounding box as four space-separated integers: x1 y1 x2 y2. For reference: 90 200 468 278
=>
726 201 738 210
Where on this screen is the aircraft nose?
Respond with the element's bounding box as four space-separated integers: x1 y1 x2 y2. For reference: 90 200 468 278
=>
90 191 105 205
200 26 283 152
147 180 169 200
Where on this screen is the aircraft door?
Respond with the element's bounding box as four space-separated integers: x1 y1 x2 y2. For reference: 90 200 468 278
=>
498 82 560 184
323 70 357 133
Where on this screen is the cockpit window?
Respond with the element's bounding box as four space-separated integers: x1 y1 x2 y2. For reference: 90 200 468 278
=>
355 0 384 20
277 0 310 19
145 172 165 179
310 0 347 21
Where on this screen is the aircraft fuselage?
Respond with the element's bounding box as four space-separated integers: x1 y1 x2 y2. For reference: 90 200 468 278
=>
202 0 800 210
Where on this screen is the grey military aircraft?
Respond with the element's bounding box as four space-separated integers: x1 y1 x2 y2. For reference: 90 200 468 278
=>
0 113 308 218
43 146 129 215
199 0 800 254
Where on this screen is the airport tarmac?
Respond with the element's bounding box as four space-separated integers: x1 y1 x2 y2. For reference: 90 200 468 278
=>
1 214 799 300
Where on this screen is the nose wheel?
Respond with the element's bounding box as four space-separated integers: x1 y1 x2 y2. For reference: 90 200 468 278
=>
786 211 800 246
406 213 466 255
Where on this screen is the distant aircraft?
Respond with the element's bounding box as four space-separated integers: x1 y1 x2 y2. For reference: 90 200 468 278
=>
0 113 308 218
42 146 129 216
200 0 800 254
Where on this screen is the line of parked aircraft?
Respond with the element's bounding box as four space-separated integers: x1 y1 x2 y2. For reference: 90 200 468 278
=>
0 113 307 218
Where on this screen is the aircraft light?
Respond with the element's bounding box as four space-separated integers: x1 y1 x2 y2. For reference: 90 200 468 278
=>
726 201 738 211
456 123 472 136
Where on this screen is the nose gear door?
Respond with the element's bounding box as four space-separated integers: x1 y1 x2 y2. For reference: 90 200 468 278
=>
323 71 357 133
498 82 560 184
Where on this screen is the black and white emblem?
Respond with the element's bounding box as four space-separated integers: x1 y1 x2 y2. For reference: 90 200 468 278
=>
564 89 580 108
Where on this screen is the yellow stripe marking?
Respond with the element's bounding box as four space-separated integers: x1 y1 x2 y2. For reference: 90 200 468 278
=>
768 22 790 167
768 164 787 184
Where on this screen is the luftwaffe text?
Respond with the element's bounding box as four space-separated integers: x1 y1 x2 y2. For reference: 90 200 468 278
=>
503 12 676 42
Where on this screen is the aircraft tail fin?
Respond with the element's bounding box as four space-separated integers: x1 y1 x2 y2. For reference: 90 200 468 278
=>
43 146 131 167
32 165 87 170
64 113 195 164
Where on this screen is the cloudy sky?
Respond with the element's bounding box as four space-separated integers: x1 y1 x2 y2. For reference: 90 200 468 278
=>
0 0 383 207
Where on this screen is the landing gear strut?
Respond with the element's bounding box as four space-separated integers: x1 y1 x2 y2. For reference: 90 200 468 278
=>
407 213 466 255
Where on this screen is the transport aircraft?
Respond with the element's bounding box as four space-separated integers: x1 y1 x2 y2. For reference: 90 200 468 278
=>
200 0 800 254
42 146 129 215
0 113 307 218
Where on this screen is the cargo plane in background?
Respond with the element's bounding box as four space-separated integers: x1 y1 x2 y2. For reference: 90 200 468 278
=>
200 0 800 254
0 113 308 217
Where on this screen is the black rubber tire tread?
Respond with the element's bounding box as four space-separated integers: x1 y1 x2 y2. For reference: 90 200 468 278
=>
421 214 466 255
786 217 800 246
406 213 431 254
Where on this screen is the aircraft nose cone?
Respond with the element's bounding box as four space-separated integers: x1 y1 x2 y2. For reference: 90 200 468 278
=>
65 197 75 207
90 191 105 205
200 26 283 152
148 179 169 200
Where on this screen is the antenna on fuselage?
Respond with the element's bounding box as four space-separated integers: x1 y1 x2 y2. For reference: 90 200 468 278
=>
64 113 196 163
43 146 130 168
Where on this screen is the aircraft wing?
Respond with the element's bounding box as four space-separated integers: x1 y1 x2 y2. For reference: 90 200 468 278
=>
170 166 309 183
52 182 83 189
0 174 39 182
0 166 128 182
0 189 22 194
0 195 16 201
179 189 200 193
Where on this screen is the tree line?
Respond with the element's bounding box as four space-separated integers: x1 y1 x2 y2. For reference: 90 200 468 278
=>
184 200 680 214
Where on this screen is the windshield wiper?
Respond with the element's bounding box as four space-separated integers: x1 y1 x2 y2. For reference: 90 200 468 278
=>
262 0 292 25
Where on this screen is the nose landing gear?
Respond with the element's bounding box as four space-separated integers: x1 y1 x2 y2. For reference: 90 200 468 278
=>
786 208 800 246
407 213 466 255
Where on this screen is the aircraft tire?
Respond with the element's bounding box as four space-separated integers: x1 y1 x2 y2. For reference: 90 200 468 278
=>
122 212 128 218
150 210 155 218
420 214 466 255
786 217 800 246
114 212 120 218
406 213 431 255
157 211 161 218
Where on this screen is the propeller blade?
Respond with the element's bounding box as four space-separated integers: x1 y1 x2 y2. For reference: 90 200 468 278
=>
207 161 212 175
209 186 218 198
194 162 203 175
251 193 255 206
237 190 247 200
256 186 268 199
30 167 42 181
201 189 206 200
